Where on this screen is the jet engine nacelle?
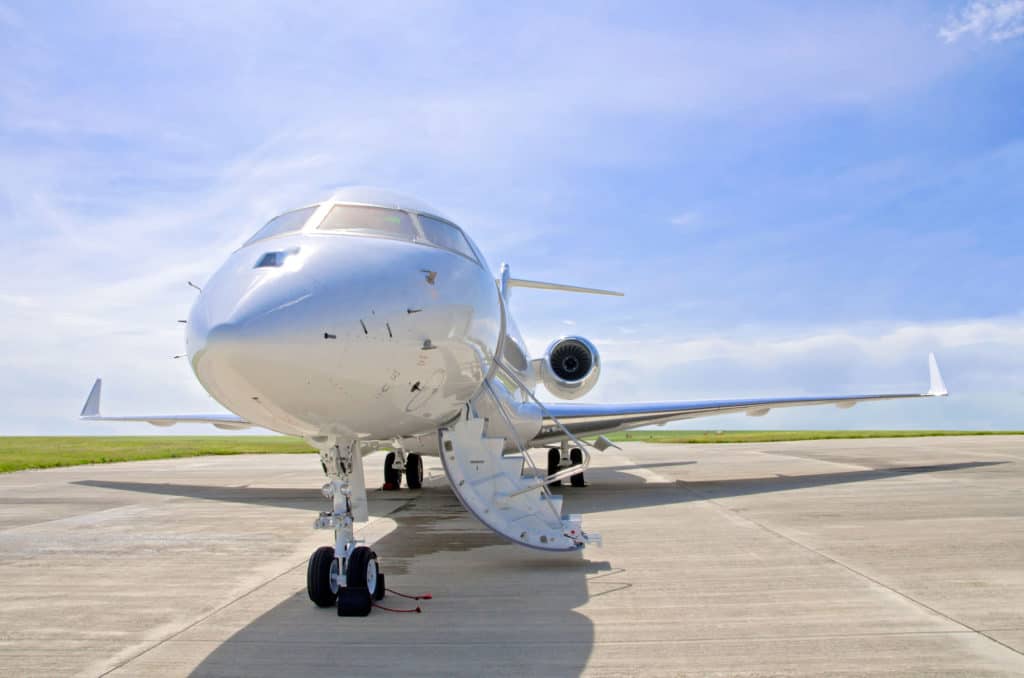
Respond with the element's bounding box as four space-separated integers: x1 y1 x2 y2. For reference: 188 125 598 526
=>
538 336 601 400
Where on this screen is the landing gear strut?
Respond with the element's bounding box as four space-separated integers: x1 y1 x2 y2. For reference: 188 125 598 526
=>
306 439 385 617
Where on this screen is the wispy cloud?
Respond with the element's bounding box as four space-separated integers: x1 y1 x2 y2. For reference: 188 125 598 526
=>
0 3 1019 433
669 211 702 231
940 0 1024 42
529 315 1024 429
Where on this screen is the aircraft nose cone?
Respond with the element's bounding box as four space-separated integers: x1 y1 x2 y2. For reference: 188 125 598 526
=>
188 267 316 355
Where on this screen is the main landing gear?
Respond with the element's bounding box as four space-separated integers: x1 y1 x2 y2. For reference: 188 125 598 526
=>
307 439 386 616
547 442 585 488
383 450 423 490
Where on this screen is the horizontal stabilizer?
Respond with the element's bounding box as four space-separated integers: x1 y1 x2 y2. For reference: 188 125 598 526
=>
506 278 623 297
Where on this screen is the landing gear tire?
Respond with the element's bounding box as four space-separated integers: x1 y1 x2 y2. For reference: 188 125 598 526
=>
406 453 423 489
337 546 379 617
307 546 340 608
570 447 585 487
383 452 402 490
547 448 562 487
374 572 386 601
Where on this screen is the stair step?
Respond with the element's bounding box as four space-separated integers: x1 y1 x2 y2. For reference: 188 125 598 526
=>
439 411 592 552
501 454 525 478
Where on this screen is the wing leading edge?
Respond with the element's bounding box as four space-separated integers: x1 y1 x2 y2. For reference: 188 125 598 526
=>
534 353 948 446
79 379 253 430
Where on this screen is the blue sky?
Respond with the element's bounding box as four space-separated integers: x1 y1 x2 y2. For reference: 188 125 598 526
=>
1 1 1022 434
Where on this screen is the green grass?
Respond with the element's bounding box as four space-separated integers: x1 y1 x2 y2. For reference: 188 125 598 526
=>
2 430 1022 473
606 430 1024 444
0 436 311 473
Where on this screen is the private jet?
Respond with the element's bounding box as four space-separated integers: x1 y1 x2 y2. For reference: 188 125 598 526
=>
80 186 949 616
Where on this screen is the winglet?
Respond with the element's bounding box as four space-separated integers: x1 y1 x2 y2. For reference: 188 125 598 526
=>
927 353 948 397
81 378 102 417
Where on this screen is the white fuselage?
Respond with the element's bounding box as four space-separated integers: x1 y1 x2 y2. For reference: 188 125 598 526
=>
186 194 540 449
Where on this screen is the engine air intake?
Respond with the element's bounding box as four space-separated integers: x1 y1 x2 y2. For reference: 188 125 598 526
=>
539 336 601 400
550 339 593 381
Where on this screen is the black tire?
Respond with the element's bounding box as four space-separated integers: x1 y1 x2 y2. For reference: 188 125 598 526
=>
373 572 386 601
547 448 562 487
383 452 401 489
307 546 339 608
406 453 423 489
346 546 379 595
570 448 585 487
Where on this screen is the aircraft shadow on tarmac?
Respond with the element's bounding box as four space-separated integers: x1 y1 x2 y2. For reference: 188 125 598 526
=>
73 459 1002 514
72 459 1003 677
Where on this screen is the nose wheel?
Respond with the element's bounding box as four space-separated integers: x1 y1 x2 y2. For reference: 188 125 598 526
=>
306 545 340 607
307 545 385 616
309 439 387 617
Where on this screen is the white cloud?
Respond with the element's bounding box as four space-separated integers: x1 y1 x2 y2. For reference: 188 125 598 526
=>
939 0 1024 43
0 3 1015 434
669 211 701 230
526 315 1024 429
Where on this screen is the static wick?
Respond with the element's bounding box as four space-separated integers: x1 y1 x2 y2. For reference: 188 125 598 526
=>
187 281 202 292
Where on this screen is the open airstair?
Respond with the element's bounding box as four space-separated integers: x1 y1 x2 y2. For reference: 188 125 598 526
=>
439 378 599 551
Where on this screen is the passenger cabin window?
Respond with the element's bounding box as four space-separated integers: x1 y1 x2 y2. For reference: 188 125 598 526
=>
244 206 318 246
317 205 416 240
417 215 477 261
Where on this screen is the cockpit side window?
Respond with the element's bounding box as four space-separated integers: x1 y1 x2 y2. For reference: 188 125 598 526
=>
317 205 417 240
244 206 318 246
417 215 478 261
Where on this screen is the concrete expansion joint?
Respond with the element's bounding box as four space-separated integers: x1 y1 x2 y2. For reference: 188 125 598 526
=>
690 487 1024 662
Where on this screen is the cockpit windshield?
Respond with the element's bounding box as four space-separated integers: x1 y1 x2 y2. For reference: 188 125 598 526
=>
244 206 318 246
317 205 417 240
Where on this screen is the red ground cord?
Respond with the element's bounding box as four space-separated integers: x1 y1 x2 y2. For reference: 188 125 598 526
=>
385 588 433 601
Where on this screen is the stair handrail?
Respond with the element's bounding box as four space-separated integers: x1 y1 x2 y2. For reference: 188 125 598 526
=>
479 379 563 524
491 359 593 493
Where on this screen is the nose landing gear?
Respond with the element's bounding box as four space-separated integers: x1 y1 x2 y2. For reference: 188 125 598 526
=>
307 439 386 617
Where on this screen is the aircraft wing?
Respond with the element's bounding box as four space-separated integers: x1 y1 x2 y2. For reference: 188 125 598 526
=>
533 354 948 446
79 379 253 430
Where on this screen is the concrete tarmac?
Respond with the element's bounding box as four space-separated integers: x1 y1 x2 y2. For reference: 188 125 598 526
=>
0 436 1022 677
